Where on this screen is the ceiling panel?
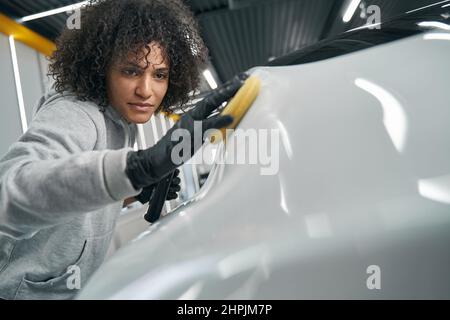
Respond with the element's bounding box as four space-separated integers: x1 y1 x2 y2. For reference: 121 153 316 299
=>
0 0 445 84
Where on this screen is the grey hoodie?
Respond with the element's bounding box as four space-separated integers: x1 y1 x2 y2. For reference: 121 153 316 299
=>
0 89 142 300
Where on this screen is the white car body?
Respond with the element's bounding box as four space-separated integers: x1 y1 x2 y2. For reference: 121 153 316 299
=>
79 8 450 299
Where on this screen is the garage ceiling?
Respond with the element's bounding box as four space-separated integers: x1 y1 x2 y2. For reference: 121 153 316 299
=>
0 0 443 83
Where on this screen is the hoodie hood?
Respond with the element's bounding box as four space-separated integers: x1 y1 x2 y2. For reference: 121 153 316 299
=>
34 86 134 129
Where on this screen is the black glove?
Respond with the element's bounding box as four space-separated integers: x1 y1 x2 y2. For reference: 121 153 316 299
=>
126 72 249 189
135 169 181 204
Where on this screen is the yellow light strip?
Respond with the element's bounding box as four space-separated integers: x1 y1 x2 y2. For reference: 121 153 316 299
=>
0 13 56 56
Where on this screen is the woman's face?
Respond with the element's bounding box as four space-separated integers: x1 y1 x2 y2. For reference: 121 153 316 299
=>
106 42 169 124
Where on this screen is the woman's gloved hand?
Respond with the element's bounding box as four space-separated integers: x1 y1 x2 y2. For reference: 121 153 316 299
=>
135 169 181 204
126 73 249 189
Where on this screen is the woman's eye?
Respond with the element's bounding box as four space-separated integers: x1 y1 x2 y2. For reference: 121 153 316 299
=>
155 73 168 80
122 69 140 76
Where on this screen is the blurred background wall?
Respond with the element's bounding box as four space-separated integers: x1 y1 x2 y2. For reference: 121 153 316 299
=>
0 32 50 158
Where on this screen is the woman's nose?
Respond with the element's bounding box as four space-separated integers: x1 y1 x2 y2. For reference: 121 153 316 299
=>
135 76 153 99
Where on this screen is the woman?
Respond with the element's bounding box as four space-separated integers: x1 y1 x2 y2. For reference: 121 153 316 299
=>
0 0 246 300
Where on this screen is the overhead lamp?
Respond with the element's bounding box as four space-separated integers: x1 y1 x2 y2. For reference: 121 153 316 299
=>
203 69 218 89
343 0 362 23
9 36 28 133
418 21 450 31
18 1 88 23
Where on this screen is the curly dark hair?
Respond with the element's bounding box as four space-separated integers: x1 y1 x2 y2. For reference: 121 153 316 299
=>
49 0 208 113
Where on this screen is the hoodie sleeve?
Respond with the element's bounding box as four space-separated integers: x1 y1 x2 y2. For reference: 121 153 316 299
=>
0 101 141 240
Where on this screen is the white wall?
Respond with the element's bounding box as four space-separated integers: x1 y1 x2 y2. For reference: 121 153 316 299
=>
15 40 46 123
0 34 24 158
0 34 49 158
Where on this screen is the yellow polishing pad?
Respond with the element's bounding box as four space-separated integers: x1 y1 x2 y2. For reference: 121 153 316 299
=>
211 76 261 143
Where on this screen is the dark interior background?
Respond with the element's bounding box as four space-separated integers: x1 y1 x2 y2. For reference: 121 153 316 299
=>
0 0 442 86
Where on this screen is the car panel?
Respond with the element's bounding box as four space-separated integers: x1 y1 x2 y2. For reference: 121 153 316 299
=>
79 28 450 299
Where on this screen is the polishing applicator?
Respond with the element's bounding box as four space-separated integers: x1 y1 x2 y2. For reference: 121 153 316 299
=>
210 75 261 143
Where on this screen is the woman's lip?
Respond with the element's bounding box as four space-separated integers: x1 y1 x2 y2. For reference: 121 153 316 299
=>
128 103 154 111
128 103 153 107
